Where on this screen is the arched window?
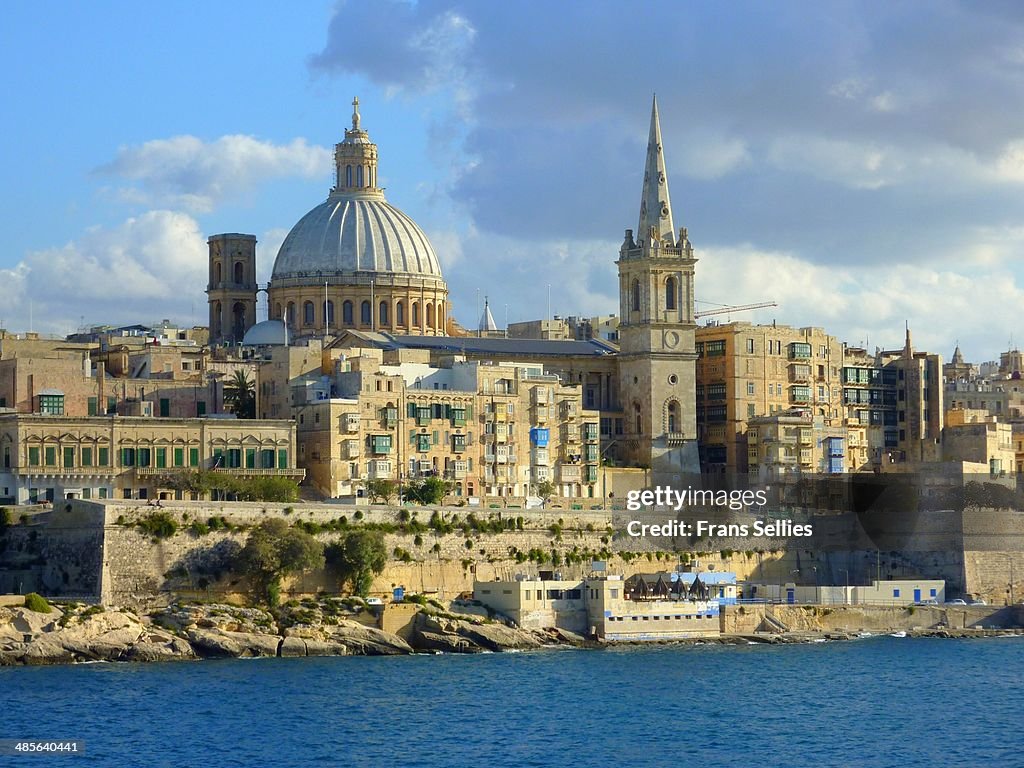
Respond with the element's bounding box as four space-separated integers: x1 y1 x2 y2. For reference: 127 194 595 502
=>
631 279 641 312
214 262 222 285
436 302 443 330
360 301 371 325
273 303 281 320
345 165 352 187
324 300 335 325
379 301 388 326
303 301 314 326
286 302 296 327
396 301 405 327
232 302 246 341
634 403 642 435
665 276 677 311
668 401 678 433
356 166 364 187
212 301 222 339
343 300 354 325
412 302 420 327
234 261 244 285
426 302 434 328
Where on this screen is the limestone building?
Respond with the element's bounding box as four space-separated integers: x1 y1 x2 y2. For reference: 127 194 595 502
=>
208 98 449 346
0 413 301 505
290 349 600 500
694 322 844 474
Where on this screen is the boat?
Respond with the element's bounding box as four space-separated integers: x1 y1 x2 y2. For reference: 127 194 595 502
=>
889 631 907 638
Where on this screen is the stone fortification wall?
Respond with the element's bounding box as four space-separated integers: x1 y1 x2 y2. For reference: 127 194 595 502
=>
720 603 1024 634
13 499 1024 611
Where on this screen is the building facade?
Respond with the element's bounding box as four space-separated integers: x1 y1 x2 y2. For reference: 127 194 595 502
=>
0 414 301 505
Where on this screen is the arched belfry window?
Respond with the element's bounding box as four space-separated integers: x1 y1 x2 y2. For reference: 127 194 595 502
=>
361 301 371 325
356 166 364 187
234 262 244 285
346 165 352 187
343 300 354 325
214 262 222 285
631 279 641 312
665 277 677 311
634 403 643 435
668 401 679 433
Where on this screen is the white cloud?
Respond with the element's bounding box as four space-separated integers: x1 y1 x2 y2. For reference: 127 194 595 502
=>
697 243 1024 361
677 134 751 180
4 211 209 334
96 135 331 213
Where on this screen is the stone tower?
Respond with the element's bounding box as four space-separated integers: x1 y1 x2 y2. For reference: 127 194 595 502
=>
207 233 258 345
616 96 700 481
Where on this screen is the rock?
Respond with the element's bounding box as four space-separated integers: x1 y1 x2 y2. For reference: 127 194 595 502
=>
458 621 542 651
186 628 279 658
279 636 308 657
284 620 411 656
414 630 479 654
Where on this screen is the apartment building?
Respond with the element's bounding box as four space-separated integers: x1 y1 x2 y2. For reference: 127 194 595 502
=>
695 322 844 474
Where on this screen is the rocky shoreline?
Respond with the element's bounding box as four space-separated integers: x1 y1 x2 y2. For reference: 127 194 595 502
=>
2 600 1021 667
0 600 585 666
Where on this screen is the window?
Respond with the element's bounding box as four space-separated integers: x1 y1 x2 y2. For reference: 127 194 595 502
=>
379 301 389 326
39 393 64 415
343 300 354 325
893 588 900 598
121 448 136 467
189 448 200 467
361 301 371 325
173 448 184 467
412 302 420 327
665 276 676 310
708 383 726 400
303 301 315 326
747 382 755 395
159 398 170 417
88 397 98 416
417 434 431 452
396 301 405 326
667 401 678 433
99 447 109 466
82 447 93 467
631 279 641 312
634 403 642 434
156 448 167 469
371 435 392 454
234 261 244 284
138 448 151 467
44 446 56 466
706 340 726 356
746 338 755 354
28 447 39 466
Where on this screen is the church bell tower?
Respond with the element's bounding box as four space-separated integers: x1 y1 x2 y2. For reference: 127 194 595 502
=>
207 233 258 346
616 96 700 480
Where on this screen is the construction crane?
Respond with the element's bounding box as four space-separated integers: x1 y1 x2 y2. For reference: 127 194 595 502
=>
694 301 777 320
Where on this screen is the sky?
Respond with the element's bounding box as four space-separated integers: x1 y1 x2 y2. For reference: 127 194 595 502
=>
2 0 1024 363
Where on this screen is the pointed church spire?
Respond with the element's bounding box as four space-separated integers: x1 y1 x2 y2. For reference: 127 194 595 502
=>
638 94 675 244
479 296 497 333
903 322 913 358
952 341 964 365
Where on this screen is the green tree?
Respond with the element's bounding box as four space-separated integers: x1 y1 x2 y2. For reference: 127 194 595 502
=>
365 479 398 504
536 480 556 502
325 529 387 596
403 477 451 505
236 518 325 606
224 369 256 419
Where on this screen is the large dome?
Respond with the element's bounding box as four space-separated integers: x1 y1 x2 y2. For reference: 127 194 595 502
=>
270 197 443 283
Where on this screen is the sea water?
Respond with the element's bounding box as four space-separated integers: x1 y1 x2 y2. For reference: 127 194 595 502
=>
3 637 1021 767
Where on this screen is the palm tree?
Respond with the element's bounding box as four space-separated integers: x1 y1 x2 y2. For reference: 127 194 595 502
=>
224 369 256 419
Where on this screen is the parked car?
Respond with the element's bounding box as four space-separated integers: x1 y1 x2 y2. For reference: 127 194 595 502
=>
364 597 384 606
915 598 939 606
946 599 967 606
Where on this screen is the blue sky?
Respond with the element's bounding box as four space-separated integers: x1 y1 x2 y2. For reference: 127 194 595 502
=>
3 0 1024 363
